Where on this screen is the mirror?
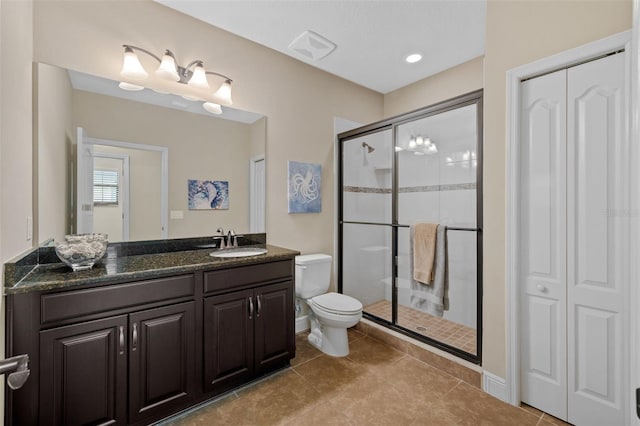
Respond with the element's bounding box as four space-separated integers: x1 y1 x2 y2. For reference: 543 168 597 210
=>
34 63 266 244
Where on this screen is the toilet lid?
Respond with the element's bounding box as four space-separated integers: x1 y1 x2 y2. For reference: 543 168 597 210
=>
312 292 363 315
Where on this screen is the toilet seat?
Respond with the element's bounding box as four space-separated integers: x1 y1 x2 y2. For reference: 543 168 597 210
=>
311 292 362 315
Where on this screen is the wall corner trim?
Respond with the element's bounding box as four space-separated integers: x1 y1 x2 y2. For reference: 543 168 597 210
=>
483 371 508 403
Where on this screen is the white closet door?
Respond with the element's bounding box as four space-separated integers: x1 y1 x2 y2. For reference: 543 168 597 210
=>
520 69 568 420
567 52 628 426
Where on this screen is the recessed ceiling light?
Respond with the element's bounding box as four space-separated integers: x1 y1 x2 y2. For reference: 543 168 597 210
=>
405 53 422 64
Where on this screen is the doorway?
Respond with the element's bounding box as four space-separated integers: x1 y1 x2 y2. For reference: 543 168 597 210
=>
76 127 169 240
92 153 129 242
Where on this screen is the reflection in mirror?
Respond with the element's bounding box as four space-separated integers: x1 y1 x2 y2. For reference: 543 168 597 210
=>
34 63 266 245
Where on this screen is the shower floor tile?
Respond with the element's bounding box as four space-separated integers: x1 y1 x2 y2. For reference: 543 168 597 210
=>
365 300 477 355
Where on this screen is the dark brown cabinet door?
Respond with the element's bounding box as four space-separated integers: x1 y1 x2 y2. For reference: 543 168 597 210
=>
128 301 196 424
203 289 254 393
254 281 295 373
39 315 128 426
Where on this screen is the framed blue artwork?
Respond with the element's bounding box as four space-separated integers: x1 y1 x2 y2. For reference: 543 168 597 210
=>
188 179 229 210
288 161 321 213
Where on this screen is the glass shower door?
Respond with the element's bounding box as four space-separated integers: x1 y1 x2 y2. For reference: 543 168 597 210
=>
338 90 483 363
396 104 479 355
340 128 393 323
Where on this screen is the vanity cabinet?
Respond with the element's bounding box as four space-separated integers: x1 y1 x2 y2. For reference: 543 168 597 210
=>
39 301 195 426
203 280 294 394
5 252 297 426
40 315 128 426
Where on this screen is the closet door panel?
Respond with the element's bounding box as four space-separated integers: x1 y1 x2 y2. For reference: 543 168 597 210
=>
519 69 567 420
567 52 628 426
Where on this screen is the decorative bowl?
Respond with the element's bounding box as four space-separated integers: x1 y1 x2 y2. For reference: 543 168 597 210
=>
55 233 108 271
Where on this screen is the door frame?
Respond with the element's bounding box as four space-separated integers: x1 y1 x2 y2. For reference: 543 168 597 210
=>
505 30 633 412
92 151 130 241
632 1 640 423
249 155 265 233
83 136 169 239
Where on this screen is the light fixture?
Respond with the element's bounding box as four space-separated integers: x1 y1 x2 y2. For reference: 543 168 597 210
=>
405 53 422 64
403 134 438 155
120 46 148 80
118 82 144 91
119 44 234 114
188 62 209 89
203 102 222 115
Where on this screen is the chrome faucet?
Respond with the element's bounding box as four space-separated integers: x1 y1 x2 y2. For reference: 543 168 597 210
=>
214 227 226 249
227 229 237 248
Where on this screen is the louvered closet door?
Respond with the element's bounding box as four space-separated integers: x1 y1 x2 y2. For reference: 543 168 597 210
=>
520 69 568 420
566 52 628 426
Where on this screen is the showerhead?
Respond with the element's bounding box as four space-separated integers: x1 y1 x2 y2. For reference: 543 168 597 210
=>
362 142 375 153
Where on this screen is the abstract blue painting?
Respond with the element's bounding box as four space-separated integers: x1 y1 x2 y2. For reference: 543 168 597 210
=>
188 180 229 210
288 161 321 213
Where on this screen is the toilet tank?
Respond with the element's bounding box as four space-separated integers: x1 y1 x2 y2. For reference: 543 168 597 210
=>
295 254 332 299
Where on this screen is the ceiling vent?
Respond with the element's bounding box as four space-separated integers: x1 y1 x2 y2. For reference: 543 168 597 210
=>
288 30 336 61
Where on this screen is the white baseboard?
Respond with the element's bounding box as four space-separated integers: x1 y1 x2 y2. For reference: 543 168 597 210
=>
295 315 309 334
483 371 508 403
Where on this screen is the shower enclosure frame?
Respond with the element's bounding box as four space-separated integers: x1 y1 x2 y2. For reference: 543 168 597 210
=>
337 90 483 364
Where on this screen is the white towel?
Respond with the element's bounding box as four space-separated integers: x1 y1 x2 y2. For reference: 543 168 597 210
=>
409 224 448 317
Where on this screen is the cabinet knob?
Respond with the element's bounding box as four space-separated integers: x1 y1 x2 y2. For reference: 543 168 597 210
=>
536 284 547 293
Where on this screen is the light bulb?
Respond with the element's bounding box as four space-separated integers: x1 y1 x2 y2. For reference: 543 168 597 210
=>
405 53 422 63
213 80 233 105
409 139 416 149
203 102 222 114
188 62 209 89
395 146 404 152
156 50 180 81
118 82 144 91
120 47 148 80
416 136 424 146
424 137 432 146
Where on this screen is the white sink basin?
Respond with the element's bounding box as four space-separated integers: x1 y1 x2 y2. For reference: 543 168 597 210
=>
210 248 268 258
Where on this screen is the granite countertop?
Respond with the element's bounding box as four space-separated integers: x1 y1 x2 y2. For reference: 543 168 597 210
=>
4 235 300 295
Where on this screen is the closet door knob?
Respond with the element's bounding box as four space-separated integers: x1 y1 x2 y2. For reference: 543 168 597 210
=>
536 284 546 293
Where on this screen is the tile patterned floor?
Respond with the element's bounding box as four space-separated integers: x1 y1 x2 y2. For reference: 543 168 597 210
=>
365 300 477 355
163 330 567 426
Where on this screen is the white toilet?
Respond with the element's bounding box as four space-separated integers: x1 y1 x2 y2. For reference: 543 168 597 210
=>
295 254 363 357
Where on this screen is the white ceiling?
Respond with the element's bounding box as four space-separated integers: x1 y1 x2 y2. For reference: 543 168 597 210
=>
155 0 486 94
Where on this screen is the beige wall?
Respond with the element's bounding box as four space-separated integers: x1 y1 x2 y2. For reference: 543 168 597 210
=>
482 0 632 378
36 62 73 244
32 0 383 258
1 0 34 419
1 0 33 260
383 56 484 118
